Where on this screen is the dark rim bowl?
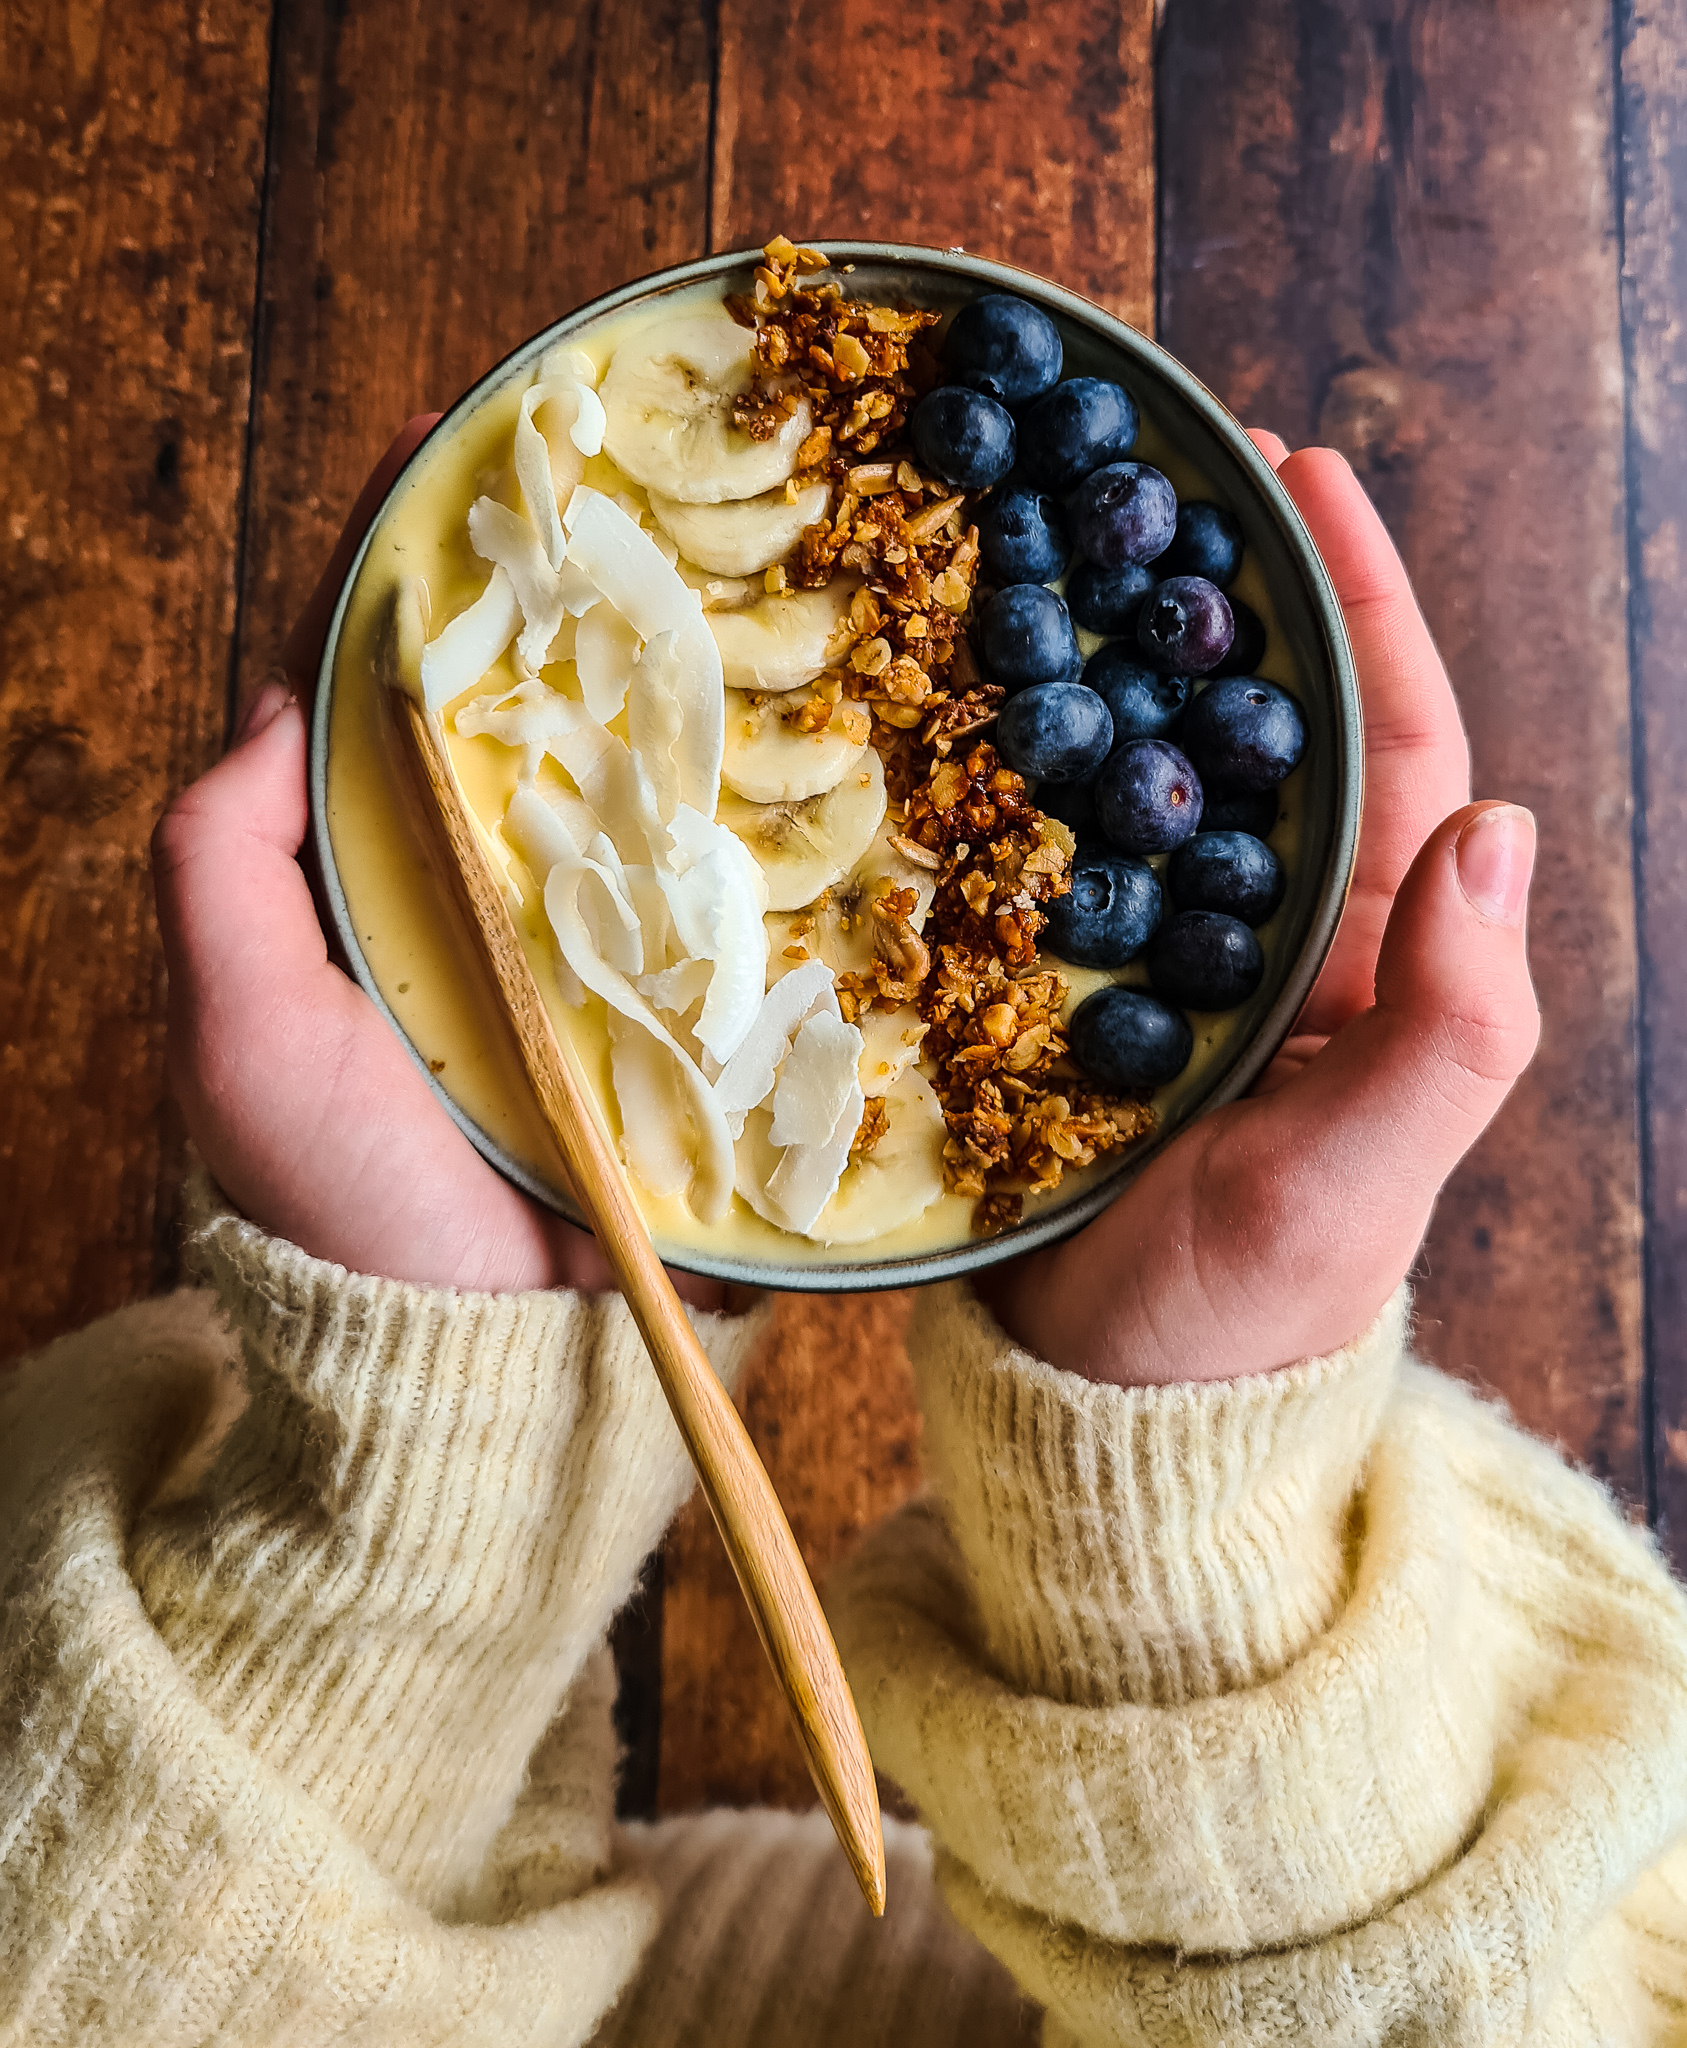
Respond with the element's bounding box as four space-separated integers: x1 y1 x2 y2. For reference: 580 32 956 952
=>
311 242 1362 1293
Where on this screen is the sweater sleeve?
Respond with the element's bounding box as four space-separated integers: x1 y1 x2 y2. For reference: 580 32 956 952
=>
828 1285 1687 2046
0 1184 765 2047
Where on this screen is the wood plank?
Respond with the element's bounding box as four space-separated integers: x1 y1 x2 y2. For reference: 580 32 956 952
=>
652 0 1158 1815
1617 0 1687 1559
710 0 1156 329
1158 0 1645 1493
0 0 270 1360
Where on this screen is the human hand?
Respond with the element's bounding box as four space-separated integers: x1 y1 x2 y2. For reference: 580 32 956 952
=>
152 418 726 1306
979 442 1539 1385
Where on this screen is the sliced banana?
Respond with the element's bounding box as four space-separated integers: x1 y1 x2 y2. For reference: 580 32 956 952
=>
810 1068 947 1246
600 309 812 505
650 480 831 577
719 746 886 911
707 583 858 694
766 816 939 980
855 1006 929 1096
721 687 869 804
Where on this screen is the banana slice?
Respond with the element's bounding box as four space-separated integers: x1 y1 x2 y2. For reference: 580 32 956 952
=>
765 817 939 979
719 746 885 911
650 480 831 577
708 584 858 693
855 1006 929 1095
721 688 869 805
810 1068 947 1246
600 310 812 505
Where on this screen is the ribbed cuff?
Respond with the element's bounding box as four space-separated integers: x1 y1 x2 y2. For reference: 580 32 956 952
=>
910 1284 1408 1707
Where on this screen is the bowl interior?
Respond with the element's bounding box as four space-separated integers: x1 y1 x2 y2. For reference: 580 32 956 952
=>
312 244 1360 1292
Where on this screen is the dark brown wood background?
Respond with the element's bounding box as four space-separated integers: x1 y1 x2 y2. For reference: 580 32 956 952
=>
4 0 1682 1812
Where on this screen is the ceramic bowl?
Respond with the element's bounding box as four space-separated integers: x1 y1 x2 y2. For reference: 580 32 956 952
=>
310 243 1361 1291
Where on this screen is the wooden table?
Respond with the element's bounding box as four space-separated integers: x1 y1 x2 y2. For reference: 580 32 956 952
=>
5 0 1683 1814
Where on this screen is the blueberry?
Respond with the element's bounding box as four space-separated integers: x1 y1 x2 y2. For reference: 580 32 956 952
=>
1036 776 1100 844
1167 831 1285 926
976 484 1070 586
1069 462 1178 570
943 294 1063 405
1018 377 1139 492
1095 738 1203 855
910 386 1016 490
1137 575 1235 675
1146 911 1264 1011
1070 987 1193 1090
1210 597 1268 678
1199 786 1280 838
1045 850 1162 967
1084 647 1190 743
1158 500 1243 587
1182 676 1308 790
1067 560 1157 637
980 585 1082 691
996 682 1113 783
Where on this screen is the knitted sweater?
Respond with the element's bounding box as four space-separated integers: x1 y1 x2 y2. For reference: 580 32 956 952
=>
5 1201 1687 2046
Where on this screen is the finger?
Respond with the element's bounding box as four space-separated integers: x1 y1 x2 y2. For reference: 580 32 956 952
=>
1248 427 1291 467
277 413 442 706
1275 449 1471 1033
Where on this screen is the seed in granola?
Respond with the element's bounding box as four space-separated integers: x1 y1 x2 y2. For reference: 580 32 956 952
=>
851 1095 892 1160
850 636 893 676
980 1003 1018 1047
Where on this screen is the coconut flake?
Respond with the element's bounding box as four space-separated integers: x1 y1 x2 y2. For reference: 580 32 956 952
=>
765 1074 865 1236
419 565 520 714
769 1011 863 1149
711 959 838 1134
630 620 725 824
563 487 703 642
656 807 769 1066
575 601 643 724
608 1012 696 1199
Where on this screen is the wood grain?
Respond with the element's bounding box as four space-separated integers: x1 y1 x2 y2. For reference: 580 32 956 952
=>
1616 0 1687 1558
394 680 884 1910
0 0 269 1360
711 0 1156 329
1159 0 1646 1494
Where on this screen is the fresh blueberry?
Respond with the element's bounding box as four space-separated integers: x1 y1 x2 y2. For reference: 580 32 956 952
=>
1146 911 1264 1011
996 682 1113 784
1036 776 1100 844
1137 575 1234 675
1167 831 1285 926
1084 647 1190 743
910 386 1016 490
1068 462 1177 571
1070 987 1193 1090
980 585 1082 691
1158 500 1243 587
1045 850 1162 968
976 484 1070 586
1018 377 1139 492
1209 597 1268 678
1095 738 1203 855
943 294 1063 405
1199 786 1280 837
1182 676 1308 790
1067 560 1157 637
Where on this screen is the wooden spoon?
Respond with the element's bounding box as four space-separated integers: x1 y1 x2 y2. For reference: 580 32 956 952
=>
391 682 886 1917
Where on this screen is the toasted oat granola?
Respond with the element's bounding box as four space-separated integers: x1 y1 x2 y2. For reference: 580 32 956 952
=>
736 236 1156 1231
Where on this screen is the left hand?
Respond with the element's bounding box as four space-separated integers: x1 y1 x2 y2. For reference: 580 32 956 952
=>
152 418 726 1306
978 441 1540 1385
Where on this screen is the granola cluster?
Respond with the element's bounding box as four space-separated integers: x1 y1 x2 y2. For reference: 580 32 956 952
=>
737 237 1156 1232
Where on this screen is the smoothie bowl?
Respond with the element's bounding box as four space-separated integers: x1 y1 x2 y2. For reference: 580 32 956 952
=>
313 239 1360 1291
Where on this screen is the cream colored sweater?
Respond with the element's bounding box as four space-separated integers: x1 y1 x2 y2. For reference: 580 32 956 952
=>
5 1197 1687 2045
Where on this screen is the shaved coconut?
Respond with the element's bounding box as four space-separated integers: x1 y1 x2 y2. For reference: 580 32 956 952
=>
544 862 734 1222
639 956 712 1017
609 1013 696 1199
711 960 838 1133
503 777 589 879
656 808 771 1066
455 679 589 790
630 620 725 823
575 601 643 724
469 496 593 672
564 487 703 641
770 1011 863 1149
419 565 520 714
765 1075 864 1236
541 342 600 387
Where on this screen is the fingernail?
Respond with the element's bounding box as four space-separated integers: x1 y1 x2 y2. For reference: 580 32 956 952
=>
235 678 294 745
1456 804 1536 925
